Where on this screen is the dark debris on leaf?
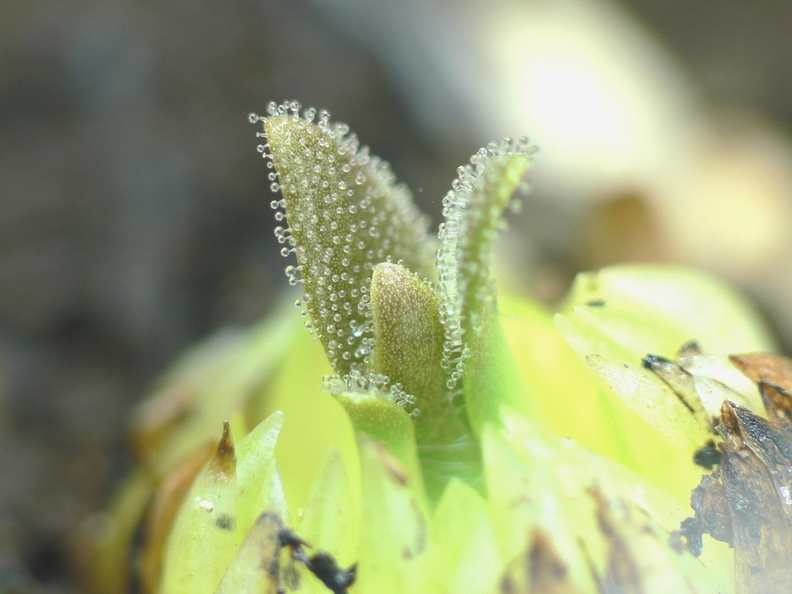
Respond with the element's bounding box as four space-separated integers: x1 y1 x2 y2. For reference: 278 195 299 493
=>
641 353 673 370
278 525 357 594
693 439 721 470
676 340 703 358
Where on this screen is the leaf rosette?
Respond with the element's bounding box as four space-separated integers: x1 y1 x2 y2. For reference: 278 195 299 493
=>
77 101 785 594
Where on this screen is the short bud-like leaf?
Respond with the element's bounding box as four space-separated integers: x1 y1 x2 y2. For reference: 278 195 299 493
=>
369 262 445 412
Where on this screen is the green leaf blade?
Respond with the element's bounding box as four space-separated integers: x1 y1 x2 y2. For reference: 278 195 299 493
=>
257 104 435 378
437 139 536 390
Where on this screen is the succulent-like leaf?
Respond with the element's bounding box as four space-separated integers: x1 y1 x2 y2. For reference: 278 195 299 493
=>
159 416 289 593
234 412 285 538
253 102 435 378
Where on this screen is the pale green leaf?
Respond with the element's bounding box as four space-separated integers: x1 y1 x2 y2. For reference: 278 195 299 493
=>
679 353 764 414
234 412 285 538
161 423 240 594
463 308 525 435
335 390 424 501
586 354 710 453
296 451 357 572
355 437 428 594
416 479 501 593
558 264 776 359
484 410 729 593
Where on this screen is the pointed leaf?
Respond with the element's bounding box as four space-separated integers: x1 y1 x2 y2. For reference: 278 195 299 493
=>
161 422 240 594
234 412 285 537
297 451 357 569
416 479 500 593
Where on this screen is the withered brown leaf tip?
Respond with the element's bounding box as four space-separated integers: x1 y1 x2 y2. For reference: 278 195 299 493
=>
675 353 792 593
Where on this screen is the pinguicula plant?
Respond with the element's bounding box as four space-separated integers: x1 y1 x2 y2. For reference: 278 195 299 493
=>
78 100 792 594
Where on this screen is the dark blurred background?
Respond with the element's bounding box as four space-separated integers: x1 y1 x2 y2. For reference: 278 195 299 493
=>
2 0 792 591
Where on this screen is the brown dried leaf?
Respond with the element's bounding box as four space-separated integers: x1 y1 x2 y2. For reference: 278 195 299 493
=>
730 353 792 429
679 396 792 593
730 353 792 393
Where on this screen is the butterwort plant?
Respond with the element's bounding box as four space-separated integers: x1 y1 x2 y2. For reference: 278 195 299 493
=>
81 100 791 593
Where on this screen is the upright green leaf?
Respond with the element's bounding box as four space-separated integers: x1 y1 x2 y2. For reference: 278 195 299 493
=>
253 102 435 379
435 139 535 434
234 412 285 539
437 139 535 386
